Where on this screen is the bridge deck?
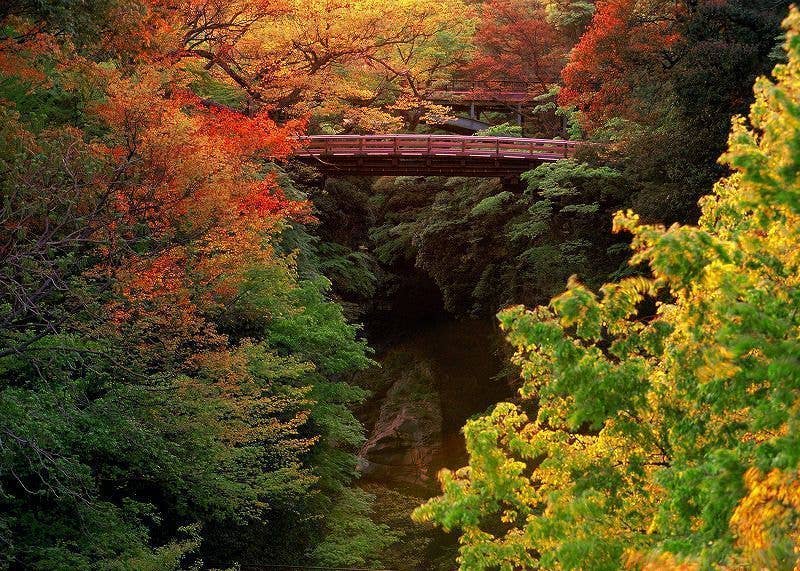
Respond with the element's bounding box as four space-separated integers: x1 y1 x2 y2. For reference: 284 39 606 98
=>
294 135 577 177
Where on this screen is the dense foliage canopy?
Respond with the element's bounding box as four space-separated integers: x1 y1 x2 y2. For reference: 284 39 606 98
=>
561 0 788 221
415 9 800 569
1 0 797 568
0 0 396 567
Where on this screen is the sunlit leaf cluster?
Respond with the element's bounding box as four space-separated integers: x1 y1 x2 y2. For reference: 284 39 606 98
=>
415 9 800 570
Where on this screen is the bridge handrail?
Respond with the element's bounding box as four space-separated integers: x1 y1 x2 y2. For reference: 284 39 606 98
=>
294 134 579 160
298 134 574 142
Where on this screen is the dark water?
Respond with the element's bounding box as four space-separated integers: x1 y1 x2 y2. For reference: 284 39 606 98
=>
364 316 514 473
396 318 511 469
358 316 515 569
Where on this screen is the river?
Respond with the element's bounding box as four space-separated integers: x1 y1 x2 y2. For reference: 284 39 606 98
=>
355 315 515 569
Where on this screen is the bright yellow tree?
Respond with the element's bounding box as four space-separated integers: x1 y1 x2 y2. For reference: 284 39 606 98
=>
415 7 800 570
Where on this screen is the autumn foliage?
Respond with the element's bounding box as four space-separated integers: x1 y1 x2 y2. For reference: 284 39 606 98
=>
467 0 563 89
0 0 394 568
416 7 800 570
560 0 682 129
2 0 799 569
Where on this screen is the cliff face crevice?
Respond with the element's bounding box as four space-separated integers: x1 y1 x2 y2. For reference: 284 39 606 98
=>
359 360 443 490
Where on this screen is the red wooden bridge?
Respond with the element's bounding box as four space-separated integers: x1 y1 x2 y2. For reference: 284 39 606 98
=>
293 134 578 176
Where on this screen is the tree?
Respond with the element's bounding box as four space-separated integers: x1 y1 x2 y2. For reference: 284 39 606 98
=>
460 0 592 134
414 7 800 569
559 0 681 130
147 0 474 131
0 1 392 567
559 0 789 223
466 0 566 90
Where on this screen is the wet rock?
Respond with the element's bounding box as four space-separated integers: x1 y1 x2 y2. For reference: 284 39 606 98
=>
359 360 442 488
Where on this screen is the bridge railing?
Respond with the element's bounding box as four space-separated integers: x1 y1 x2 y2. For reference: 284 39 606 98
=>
295 135 578 160
426 79 550 103
432 79 537 94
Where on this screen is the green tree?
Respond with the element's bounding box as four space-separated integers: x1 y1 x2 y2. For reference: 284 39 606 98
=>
354 161 623 316
414 8 800 570
0 1 391 568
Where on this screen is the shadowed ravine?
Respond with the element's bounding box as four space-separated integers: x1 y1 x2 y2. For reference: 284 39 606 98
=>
355 317 514 569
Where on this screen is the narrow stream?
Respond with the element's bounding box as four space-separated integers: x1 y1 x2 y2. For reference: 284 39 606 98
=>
355 315 515 569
